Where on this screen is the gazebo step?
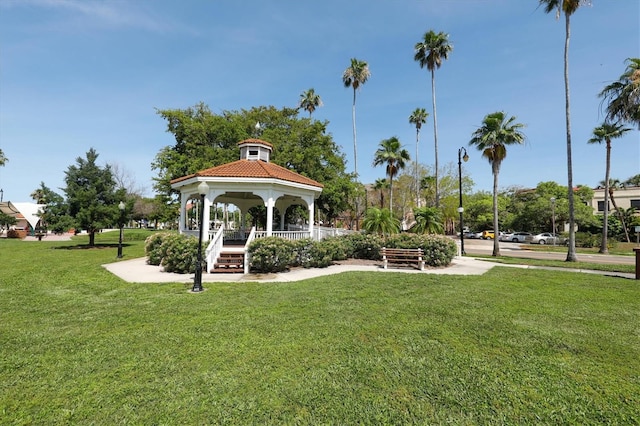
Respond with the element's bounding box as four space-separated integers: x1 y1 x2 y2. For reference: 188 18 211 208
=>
212 252 244 273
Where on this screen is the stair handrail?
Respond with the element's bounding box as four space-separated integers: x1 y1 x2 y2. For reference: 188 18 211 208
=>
243 226 256 274
205 224 225 273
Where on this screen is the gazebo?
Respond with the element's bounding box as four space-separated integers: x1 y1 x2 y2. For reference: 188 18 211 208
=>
170 138 324 273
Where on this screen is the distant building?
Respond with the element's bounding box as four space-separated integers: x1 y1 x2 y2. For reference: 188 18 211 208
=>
589 185 640 214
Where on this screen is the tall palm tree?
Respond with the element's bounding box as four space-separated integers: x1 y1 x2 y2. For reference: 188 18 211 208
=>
0 148 7 167
625 174 640 187
588 122 631 253
409 108 429 208
603 178 631 243
298 88 323 117
414 30 452 208
373 178 389 209
469 111 526 257
342 58 371 178
373 136 411 213
600 57 640 128
539 0 588 262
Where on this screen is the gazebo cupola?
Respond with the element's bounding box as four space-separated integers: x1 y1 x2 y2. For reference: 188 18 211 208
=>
238 139 272 162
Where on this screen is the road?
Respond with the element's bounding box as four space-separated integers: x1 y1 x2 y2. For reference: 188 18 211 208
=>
461 238 636 266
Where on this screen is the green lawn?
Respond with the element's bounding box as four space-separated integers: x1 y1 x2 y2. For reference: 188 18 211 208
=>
1 233 639 424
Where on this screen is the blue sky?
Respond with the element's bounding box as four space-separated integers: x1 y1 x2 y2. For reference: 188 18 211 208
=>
1 0 638 203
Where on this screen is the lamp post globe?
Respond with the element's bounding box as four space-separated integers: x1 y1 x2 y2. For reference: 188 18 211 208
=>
192 182 209 293
117 201 125 258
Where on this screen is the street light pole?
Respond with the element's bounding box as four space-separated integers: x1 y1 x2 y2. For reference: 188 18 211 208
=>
550 197 556 246
117 201 125 258
458 147 469 255
192 181 209 293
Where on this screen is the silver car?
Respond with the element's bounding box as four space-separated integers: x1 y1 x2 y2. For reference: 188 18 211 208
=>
500 231 532 243
530 233 563 245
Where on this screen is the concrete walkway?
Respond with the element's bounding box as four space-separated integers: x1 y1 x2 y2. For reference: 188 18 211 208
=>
102 256 636 284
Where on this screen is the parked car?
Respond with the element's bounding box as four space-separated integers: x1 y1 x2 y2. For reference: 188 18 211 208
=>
530 233 564 245
464 230 482 239
500 231 532 243
481 230 495 240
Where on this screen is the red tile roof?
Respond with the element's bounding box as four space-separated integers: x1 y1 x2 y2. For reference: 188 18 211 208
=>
171 160 323 188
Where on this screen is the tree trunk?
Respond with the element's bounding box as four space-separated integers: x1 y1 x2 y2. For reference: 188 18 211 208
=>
352 90 358 179
416 128 420 208
492 163 500 257
609 189 631 243
431 69 439 208
564 13 578 262
599 140 611 253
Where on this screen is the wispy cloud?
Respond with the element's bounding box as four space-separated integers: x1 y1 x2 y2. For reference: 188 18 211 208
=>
1 0 186 33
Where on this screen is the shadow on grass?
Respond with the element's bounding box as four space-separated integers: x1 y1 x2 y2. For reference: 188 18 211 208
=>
54 243 131 250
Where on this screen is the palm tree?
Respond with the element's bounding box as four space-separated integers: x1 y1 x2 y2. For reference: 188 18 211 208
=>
362 207 400 236
411 206 443 234
409 108 429 208
588 122 631 253
600 57 640 128
469 111 526 257
0 148 6 167
539 0 589 262
604 178 631 243
414 30 452 208
373 178 389 209
298 88 323 117
625 174 640 187
342 58 371 178
373 137 411 213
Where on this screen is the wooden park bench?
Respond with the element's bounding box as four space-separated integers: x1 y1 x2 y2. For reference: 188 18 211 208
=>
381 247 425 271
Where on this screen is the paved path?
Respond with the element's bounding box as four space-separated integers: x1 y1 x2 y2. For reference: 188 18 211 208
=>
102 256 636 283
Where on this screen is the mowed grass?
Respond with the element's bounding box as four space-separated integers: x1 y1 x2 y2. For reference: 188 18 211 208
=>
1 233 639 424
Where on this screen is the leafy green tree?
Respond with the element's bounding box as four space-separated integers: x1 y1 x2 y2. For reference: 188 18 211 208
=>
0 148 7 167
538 0 589 261
409 108 429 207
588 122 632 252
153 104 355 226
0 211 17 231
411 207 443 234
32 183 74 234
469 111 526 256
362 207 400 236
414 30 452 207
342 58 371 178
600 57 640 128
298 88 323 117
373 136 411 213
64 148 121 246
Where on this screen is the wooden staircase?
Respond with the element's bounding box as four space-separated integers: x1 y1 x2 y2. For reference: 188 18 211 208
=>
211 251 244 273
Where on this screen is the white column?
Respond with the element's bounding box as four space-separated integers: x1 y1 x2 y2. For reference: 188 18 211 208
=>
265 194 274 237
201 194 211 242
180 192 189 234
280 210 286 231
308 199 315 239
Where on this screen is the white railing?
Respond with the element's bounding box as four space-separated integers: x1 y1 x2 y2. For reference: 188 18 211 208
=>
254 230 311 240
204 225 225 273
243 227 256 274
313 226 355 240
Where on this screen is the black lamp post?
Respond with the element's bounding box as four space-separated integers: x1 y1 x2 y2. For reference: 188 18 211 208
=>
458 147 469 255
117 201 125 258
0 188 3 202
550 197 556 246
192 181 209 293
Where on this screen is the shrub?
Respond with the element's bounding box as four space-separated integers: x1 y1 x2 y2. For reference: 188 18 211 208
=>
341 232 383 260
145 232 173 265
248 237 296 273
6 229 26 239
291 239 333 268
575 232 599 248
160 235 201 274
384 233 457 267
319 236 349 261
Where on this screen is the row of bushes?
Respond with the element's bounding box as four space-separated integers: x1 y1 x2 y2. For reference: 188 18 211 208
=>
143 231 458 275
